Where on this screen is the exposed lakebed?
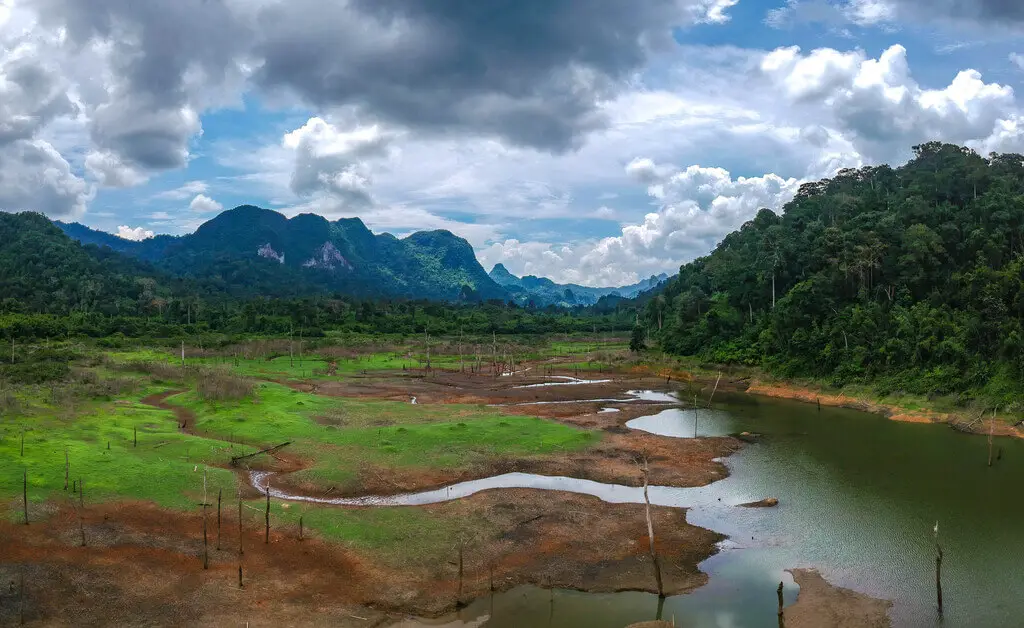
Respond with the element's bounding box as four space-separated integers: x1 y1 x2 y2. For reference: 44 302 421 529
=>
259 385 1024 627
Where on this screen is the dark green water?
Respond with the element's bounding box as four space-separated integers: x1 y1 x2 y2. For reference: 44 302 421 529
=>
428 393 1024 627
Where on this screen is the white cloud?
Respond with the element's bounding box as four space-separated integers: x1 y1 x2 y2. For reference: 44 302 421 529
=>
153 180 208 200
116 225 154 241
189 193 223 213
759 44 1024 160
481 160 803 286
85 150 148 187
282 116 394 207
0 139 91 218
1011 53 1024 70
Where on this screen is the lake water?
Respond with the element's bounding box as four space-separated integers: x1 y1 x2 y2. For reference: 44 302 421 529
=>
423 392 1024 627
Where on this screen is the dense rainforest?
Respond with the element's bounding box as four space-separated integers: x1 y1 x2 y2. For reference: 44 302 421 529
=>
643 142 1024 406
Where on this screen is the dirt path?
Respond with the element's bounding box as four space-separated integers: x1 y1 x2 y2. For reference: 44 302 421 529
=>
141 389 196 431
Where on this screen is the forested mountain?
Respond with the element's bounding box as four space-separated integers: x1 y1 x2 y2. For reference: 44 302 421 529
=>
0 211 632 338
490 263 669 306
643 142 1024 404
0 212 184 316
59 206 507 301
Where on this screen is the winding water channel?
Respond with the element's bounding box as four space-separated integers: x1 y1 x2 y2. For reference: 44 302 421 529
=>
258 389 1024 627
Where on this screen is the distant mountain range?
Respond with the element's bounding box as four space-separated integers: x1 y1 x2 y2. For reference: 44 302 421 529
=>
46 205 671 304
489 263 669 307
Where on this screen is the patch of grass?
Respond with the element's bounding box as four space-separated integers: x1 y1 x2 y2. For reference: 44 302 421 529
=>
267 502 467 568
0 393 252 516
172 382 596 492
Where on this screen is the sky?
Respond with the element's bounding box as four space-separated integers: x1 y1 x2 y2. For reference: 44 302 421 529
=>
2 0 1024 287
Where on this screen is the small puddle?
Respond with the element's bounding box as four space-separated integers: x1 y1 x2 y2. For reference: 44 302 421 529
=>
598 407 620 413
513 377 612 388
626 407 732 438
492 389 678 407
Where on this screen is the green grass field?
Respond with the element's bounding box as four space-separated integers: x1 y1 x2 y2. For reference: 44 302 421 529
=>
173 382 594 491
0 337 612 555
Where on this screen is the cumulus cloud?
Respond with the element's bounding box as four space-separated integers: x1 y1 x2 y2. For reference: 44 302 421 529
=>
759 44 1024 160
768 0 1024 29
188 193 223 213
481 160 802 286
154 180 208 201
84 151 148 187
249 0 737 151
283 117 393 207
1011 53 1024 70
115 225 154 241
0 139 91 218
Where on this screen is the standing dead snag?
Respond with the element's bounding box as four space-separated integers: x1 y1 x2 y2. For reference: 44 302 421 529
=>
23 468 28 525
238 496 244 556
265 481 271 544
202 467 209 570
457 541 464 606
777 581 785 619
79 478 86 547
217 489 222 550
988 410 995 467
934 521 943 616
640 457 664 597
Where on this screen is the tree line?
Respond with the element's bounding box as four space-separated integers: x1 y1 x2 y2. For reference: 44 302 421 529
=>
642 142 1024 407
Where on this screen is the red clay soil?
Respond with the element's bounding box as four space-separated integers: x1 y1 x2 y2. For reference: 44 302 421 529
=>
140 390 196 431
747 381 1024 438
1 369 735 624
1 490 722 625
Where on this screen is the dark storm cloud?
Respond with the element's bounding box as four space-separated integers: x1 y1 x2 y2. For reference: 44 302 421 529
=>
250 0 701 152
31 0 248 170
25 0 718 174
891 0 1024 21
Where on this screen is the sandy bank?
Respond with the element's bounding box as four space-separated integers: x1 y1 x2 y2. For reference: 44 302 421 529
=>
784 568 892 628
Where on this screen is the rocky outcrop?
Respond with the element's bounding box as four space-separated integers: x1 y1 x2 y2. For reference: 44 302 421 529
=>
257 243 284 263
739 497 779 508
302 241 352 271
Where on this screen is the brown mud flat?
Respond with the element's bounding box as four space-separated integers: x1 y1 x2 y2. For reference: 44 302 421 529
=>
747 382 1024 439
784 569 892 628
1 490 721 625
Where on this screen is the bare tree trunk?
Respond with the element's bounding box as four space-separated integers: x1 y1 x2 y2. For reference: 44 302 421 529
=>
202 503 209 569
299 516 303 541
134 426 137 447
79 478 86 546
987 411 995 465
772 271 776 309
936 543 943 615
457 541 464 605
23 468 28 525
64 448 69 491
217 489 222 550
459 328 464 372
641 458 664 597
19 567 25 625
265 482 270 544
181 340 185 367
238 497 244 556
